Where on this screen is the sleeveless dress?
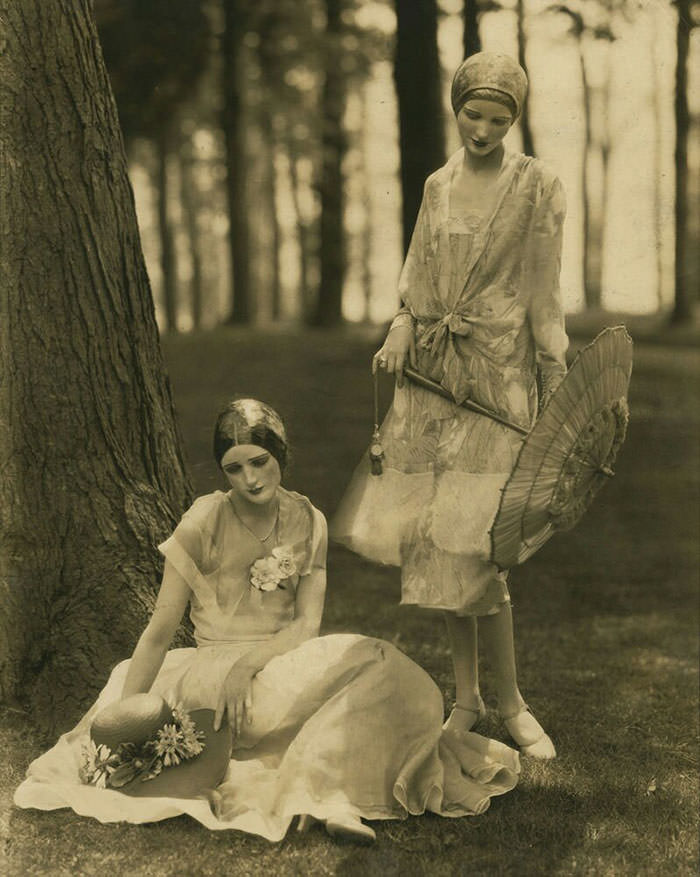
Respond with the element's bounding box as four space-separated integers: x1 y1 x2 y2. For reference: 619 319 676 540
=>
14 488 519 841
331 150 568 616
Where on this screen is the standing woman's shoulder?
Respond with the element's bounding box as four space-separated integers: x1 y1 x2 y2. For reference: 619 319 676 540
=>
518 155 566 210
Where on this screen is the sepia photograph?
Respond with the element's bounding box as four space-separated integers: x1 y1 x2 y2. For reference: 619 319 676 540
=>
1 0 698 874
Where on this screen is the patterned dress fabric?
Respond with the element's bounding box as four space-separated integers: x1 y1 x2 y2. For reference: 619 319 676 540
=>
331 149 568 616
15 489 519 840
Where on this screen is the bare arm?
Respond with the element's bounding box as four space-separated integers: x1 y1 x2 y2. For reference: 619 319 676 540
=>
121 560 191 698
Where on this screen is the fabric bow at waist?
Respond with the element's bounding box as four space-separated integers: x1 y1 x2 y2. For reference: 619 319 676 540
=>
418 312 476 358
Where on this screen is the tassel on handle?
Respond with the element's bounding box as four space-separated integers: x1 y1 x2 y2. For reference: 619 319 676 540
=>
369 370 384 476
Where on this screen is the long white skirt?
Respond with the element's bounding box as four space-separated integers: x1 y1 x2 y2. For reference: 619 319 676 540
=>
15 634 519 841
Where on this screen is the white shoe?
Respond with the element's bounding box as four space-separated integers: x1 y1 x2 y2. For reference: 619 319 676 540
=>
325 814 376 845
502 704 556 759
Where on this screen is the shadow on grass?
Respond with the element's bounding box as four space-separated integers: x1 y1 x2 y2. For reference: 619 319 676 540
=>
3 329 698 876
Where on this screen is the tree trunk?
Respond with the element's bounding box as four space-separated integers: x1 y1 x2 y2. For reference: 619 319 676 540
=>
156 121 178 332
516 0 535 157
222 0 252 324
311 0 347 327
579 47 599 309
0 0 192 734
285 138 312 321
463 0 481 58
394 0 446 254
652 28 665 308
671 0 691 324
179 140 204 330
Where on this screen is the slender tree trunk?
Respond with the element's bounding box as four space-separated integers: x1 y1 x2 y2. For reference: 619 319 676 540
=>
179 140 204 330
516 0 535 157
671 0 692 324
360 84 373 322
222 0 252 323
579 46 599 309
156 121 178 332
286 140 312 320
596 51 612 310
0 0 192 734
652 28 665 308
463 0 481 58
250 103 280 323
269 140 282 321
311 0 347 327
394 0 446 254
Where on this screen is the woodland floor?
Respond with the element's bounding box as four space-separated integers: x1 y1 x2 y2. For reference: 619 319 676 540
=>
2 325 698 876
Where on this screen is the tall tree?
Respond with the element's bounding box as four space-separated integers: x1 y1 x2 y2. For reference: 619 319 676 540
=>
394 0 446 253
551 3 615 309
671 0 693 324
515 0 535 156
222 0 254 323
312 0 349 326
95 0 210 331
463 0 482 57
0 0 192 733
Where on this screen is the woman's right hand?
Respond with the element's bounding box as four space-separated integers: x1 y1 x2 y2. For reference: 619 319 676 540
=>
372 325 416 388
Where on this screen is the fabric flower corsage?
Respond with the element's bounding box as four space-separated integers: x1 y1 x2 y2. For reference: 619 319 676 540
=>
250 546 297 592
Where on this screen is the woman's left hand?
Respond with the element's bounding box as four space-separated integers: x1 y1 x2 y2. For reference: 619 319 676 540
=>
214 662 255 736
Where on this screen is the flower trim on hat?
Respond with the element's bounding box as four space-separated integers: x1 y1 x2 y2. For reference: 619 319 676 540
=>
79 704 205 790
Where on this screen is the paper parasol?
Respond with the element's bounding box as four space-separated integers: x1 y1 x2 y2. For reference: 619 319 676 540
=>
490 326 633 569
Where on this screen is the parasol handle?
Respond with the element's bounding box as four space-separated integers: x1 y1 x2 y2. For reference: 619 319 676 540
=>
403 367 529 436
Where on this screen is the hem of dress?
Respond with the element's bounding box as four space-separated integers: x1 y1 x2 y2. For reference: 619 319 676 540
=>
400 596 511 617
329 534 400 568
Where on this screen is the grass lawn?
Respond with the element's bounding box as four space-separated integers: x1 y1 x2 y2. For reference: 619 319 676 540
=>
2 327 698 876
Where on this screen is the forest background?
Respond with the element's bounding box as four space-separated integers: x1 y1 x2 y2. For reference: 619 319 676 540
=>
0 1 698 875
95 0 699 332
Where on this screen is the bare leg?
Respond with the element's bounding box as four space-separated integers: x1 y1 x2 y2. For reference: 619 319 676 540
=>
442 612 484 732
478 601 523 717
480 602 555 758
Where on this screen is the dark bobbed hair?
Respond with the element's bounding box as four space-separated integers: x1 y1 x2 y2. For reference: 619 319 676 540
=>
213 399 289 472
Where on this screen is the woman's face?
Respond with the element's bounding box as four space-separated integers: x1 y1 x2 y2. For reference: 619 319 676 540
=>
457 98 514 157
221 444 281 507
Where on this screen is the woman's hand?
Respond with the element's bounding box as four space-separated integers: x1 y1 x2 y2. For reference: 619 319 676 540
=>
372 325 416 388
214 661 256 736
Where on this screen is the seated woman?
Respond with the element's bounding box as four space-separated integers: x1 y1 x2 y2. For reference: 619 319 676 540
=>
15 399 519 844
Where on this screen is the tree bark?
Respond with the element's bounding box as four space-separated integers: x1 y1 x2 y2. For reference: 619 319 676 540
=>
222 0 252 324
394 0 446 254
0 0 192 734
311 0 347 327
463 0 481 58
671 0 692 324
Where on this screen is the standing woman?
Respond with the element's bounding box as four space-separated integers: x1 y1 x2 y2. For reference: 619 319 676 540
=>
332 53 568 759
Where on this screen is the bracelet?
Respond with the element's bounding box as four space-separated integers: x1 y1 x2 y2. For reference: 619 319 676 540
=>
388 313 415 333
